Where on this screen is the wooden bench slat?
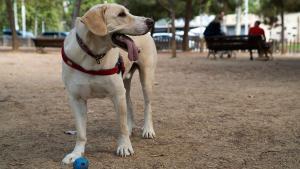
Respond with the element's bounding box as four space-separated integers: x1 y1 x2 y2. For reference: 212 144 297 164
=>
32 38 65 48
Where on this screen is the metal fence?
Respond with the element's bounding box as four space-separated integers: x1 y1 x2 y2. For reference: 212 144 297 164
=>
154 37 300 54
154 36 206 52
266 40 300 54
286 41 300 53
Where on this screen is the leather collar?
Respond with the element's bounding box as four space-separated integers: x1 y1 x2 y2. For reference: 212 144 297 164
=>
76 33 106 64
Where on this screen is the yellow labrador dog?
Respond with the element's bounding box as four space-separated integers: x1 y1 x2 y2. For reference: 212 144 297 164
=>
62 3 157 164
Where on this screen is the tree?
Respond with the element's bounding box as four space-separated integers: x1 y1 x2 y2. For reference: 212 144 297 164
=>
158 0 177 58
0 1 9 35
182 0 212 51
0 0 121 36
115 0 167 21
71 0 82 28
5 0 19 50
23 0 64 33
260 0 300 54
182 0 192 51
116 0 178 57
67 0 114 29
117 0 203 53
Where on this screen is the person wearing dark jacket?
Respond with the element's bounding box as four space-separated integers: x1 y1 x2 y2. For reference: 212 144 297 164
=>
204 12 225 37
204 12 231 59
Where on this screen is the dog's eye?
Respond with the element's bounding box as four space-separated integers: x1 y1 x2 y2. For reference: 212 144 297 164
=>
118 12 126 17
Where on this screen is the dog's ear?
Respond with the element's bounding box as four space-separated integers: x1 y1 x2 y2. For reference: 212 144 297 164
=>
80 6 107 36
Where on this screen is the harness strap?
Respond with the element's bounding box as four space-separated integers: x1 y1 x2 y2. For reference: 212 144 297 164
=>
62 47 125 76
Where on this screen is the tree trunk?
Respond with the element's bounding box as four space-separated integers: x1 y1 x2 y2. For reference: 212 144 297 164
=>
280 7 285 54
13 0 19 30
182 0 192 51
6 0 19 50
34 15 38 36
158 0 176 57
71 0 82 28
244 0 249 34
21 0 26 37
170 9 176 58
235 6 241 35
169 0 176 58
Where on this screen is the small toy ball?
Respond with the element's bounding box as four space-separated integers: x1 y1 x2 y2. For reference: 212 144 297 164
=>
73 157 89 169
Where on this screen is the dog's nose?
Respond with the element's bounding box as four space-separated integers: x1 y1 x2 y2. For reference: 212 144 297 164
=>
145 18 154 29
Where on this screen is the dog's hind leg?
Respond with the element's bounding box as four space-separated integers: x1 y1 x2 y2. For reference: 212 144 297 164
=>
139 67 156 139
62 96 87 164
123 67 137 135
112 92 134 157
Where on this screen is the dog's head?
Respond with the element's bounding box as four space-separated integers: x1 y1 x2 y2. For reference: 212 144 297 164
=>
80 3 154 61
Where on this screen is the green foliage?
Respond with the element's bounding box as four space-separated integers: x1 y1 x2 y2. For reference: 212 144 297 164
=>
115 0 168 21
64 0 115 30
200 0 260 15
200 0 234 14
115 0 201 22
1 0 64 34
0 0 8 34
80 0 114 15
248 0 260 14
0 0 114 35
28 0 64 32
1 0 299 36
259 0 300 25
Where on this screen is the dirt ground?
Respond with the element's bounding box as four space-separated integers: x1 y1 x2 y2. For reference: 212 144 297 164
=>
0 49 299 169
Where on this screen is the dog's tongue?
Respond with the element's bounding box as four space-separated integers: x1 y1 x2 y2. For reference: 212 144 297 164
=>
116 35 139 61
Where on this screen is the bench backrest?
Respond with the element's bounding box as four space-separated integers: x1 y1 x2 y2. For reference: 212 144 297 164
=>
32 38 65 48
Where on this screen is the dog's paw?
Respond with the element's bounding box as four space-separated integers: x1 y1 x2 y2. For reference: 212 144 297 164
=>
142 125 156 139
62 152 82 164
117 136 134 157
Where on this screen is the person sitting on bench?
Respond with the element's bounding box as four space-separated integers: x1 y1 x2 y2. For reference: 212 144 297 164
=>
249 21 271 58
249 21 266 39
204 12 233 58
204 12 225 37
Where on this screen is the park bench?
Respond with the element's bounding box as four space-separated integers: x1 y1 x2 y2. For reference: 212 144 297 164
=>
205 35 272 60
31 38 64 52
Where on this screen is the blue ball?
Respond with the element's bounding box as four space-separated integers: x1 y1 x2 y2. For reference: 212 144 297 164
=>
73 157 89 169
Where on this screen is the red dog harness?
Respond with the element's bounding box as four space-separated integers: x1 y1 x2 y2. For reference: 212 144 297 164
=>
62 48 125 76
61 33 125 76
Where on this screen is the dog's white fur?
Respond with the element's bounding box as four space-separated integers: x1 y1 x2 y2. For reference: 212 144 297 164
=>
62 3 157 164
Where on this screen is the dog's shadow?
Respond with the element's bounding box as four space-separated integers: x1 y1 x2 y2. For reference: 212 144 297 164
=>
86 119 144 154
72 119 143 156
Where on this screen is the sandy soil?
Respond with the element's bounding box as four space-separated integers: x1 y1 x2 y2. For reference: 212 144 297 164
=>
0 49 299 169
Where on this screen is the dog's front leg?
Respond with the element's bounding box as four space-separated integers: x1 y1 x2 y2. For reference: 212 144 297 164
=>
139 67 156 139
62 96 87 164
124 75 135 135
112 93 134 157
